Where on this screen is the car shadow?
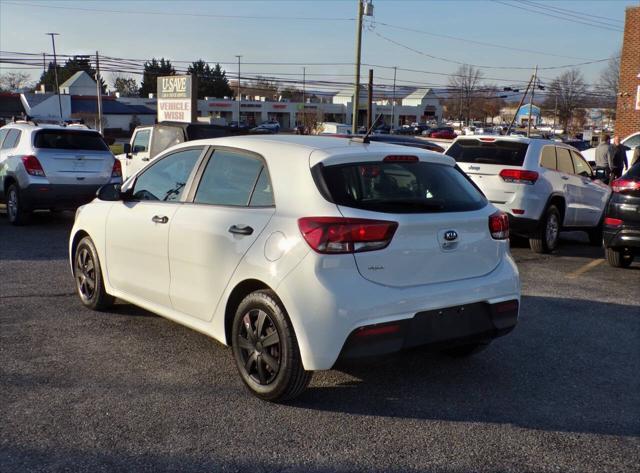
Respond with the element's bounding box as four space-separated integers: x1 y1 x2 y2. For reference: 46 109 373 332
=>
290 295 640 437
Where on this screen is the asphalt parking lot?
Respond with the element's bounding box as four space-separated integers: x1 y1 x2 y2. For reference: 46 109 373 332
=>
1 211 639 473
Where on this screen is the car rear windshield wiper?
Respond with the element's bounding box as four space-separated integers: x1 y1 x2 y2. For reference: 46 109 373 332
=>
360 199 446 211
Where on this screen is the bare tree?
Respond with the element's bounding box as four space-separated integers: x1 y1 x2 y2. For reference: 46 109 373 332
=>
112 75 139 97
599 54 620 96
0 72 33 92
448 64 483 125
545 69 587 134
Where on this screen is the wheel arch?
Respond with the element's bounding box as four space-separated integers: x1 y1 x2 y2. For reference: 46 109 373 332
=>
546 193 566 224
70 229 90 269
224 279 277 346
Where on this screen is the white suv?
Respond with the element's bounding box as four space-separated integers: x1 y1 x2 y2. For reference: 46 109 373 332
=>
446 136 611 253
69 135 520 401
0 122 121 224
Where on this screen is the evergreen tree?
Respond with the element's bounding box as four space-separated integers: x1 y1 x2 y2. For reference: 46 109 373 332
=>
139 58 175 97
187 60 232 99
38 55 106 93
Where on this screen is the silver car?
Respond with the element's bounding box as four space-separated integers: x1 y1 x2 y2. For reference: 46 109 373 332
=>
0 121 121 225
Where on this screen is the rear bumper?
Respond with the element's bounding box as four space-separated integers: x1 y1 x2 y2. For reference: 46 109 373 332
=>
507 214 540 236
21 183 105 210
603 225 640 250
339 300 518 360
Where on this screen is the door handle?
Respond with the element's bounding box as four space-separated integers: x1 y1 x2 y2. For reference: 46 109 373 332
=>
152 215 169 224
561 176 570 180
229 225 254 235
141 157 150 162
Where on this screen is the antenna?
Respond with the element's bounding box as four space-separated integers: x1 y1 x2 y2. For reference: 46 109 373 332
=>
351 113 383 144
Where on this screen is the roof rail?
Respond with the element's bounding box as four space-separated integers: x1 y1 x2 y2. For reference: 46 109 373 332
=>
11 115 38 126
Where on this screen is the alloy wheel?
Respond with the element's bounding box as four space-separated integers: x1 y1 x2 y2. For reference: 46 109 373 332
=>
7 188 17 220
237 309 282 385
546 213 559 248
75 247 96 301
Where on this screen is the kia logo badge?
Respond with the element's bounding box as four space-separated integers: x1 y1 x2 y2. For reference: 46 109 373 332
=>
444 230 458 241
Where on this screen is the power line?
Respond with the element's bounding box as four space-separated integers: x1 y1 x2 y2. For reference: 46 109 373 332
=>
493 1 624 32
1 1 355 21
519 0 623 27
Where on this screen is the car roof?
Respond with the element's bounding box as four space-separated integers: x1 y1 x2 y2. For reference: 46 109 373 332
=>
1 122 97 133
184 134 452 166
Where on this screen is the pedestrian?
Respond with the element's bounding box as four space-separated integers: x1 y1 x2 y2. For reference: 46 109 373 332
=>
611 135 629 179
594 134 613 180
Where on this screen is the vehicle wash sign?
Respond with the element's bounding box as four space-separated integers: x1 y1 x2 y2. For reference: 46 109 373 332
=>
157 75 198 123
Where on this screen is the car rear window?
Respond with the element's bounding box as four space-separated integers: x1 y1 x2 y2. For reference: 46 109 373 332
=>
446 139 529 166
34 130 109 151
319 161 487 214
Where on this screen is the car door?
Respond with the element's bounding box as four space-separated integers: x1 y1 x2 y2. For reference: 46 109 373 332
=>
570 149 609 226
555 146 580 226
168 147 276 321
105 147 204 307
126 128 152 178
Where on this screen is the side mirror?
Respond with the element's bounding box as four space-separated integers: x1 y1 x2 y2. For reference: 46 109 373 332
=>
96 183 124 201
123 143 131 154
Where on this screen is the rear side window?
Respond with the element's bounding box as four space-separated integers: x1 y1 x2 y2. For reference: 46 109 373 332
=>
556 148 574 174
34 130 108 151
320 161 487 214
446 139 529 166
194 149 273 207
0 129 9 147
571 150 592 177
540 146 556 170
1 129 21 149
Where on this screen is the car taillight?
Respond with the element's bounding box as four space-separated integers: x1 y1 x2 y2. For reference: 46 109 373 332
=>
604 217 623 227
298 217 398 254
611 178 640 193
499 169 538 184
21 155 46 177
489 211 509 240
111 158 122 178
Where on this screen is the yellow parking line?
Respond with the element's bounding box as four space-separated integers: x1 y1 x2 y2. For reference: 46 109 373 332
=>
567 259 604 279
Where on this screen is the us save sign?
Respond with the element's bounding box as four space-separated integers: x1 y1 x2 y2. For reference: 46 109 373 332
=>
157 75 198 123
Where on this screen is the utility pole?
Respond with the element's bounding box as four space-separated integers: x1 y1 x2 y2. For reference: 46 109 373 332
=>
235 55 242 124
42 53 46 75
527 65 538 137
301 66 306 130
552 95 558 135
391 66 397 130
367 69 373 131
351 0 364 134
46 33 63 121
506 74 534 135
95 51 103 134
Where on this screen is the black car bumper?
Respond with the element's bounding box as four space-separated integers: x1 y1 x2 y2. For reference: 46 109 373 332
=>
338 300 518 361
603 226 640 250
21 184 103 210
507 215 539 236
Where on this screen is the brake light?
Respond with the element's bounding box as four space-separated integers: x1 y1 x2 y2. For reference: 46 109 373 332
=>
479 137 496 142
383 155 419 163
111 158 122 178
611 178 640 193
298 217 398 254
353 323 401 339
499 169 538 184
21 155 45 177
489 211 509 239
604 217 623 227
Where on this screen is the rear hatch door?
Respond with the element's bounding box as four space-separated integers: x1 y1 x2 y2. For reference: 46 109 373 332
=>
446 138 529 205
33 129 114 185
319 156 502 287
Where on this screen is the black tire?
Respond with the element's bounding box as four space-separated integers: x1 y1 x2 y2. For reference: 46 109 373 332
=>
587 225 603 247
73 236 114 310
605 247 634 268
6 183 30 225
529 205 561 254
442 342 490 357
231 290 312 402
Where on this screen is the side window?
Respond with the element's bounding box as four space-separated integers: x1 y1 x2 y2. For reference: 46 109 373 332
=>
571 150 592 177
194 149 268 206
1 129 21 150
249 168 275 207
556 147 574 175
132 148 202 201
540 146 557 170
0 129 9 147
132 130 150 153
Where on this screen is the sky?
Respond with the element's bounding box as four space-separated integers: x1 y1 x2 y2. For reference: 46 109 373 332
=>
0 0 635 95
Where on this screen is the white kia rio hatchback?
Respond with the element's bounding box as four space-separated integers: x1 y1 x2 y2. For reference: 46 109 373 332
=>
70 135 520 401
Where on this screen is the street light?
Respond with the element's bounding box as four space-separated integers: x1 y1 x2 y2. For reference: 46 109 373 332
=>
236 55 242 125
46 32 63 120
352 0 374 134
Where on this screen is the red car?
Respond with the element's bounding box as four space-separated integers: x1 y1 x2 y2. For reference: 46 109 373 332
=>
426 127 456 139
